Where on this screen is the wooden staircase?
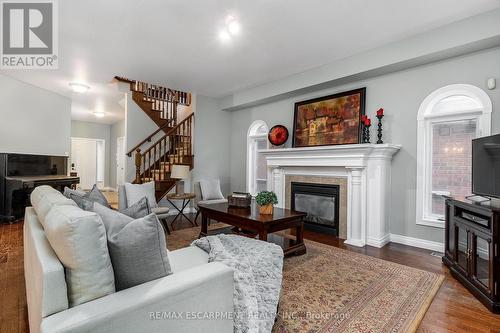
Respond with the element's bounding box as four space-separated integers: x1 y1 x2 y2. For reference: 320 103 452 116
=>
115 76 194 201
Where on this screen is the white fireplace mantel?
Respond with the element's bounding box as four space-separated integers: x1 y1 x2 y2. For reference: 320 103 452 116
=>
260 143 401 248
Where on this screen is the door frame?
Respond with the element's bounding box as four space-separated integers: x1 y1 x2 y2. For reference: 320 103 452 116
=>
70 137 106 190
116 136 126 187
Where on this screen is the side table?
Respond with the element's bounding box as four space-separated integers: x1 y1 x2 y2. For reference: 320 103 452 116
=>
166 193 197 230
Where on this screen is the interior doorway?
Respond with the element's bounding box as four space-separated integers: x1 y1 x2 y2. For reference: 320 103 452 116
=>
116 136 126 187
70 137 105 190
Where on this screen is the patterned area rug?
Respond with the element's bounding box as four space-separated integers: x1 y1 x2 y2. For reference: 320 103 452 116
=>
167 225 444 333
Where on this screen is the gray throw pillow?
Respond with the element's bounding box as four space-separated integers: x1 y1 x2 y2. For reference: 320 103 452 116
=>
84 184 110 208
91 203 172 290
63 187 86 199
120 196 150 219
92 202 132 237
70 193 94 211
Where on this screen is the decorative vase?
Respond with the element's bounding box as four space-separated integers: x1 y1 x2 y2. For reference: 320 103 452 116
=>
259 204 274 215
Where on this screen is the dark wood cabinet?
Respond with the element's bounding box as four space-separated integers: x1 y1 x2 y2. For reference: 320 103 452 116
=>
443 198 500 313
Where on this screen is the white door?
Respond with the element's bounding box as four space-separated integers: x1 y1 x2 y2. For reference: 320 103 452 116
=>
116 136 126 187
71 138 97 190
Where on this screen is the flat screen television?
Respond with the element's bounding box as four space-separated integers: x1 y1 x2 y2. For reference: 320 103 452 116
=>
472 134 500 198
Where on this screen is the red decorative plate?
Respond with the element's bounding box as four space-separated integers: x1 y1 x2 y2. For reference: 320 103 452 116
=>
268 125 289 146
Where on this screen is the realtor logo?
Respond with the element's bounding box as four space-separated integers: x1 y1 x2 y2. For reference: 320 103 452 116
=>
1 0 58 69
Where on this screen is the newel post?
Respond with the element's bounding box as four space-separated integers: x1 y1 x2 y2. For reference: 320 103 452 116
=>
135 148 142 184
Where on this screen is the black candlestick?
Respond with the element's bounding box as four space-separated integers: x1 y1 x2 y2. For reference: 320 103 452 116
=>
376 115 384 144
362 124 371 143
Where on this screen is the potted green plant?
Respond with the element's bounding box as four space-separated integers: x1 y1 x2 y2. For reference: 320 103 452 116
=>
255 191 278 215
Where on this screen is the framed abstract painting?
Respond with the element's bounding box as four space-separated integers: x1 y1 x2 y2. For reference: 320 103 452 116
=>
292 88 366 147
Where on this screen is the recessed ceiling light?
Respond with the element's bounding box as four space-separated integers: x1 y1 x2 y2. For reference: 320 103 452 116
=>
93 111 105 118
69 82 90 94
218 29 231 42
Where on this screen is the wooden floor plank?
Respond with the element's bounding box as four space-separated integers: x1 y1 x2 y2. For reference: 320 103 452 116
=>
1 216 500 333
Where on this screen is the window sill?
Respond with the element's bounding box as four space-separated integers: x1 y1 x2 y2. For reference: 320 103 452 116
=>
417 218 445 229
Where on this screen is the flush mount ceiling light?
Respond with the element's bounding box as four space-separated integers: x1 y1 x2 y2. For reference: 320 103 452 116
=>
218 15 241 42
93 111 105 118
69 82 90 93
226 16 240 35
218 29 231 42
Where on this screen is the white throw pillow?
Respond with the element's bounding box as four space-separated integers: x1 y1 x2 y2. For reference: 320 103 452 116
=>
30 185 77 228
124 181 158 208
44 205 115 306
200 179 224 200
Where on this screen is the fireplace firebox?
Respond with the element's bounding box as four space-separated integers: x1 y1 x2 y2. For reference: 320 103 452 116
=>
291 182 340 236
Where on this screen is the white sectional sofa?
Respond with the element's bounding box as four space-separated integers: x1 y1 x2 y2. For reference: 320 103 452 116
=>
24 186 234 333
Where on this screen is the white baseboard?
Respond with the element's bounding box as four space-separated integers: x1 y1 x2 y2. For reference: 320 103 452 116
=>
389 234 444 252
367 234 391 248
344 239 366 247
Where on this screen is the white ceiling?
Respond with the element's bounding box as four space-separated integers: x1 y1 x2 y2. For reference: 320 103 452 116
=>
2 0 500 124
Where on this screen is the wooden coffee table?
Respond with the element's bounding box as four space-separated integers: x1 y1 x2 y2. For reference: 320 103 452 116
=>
198 201 307 256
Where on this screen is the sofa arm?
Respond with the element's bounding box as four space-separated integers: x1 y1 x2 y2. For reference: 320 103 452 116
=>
41 262 234 333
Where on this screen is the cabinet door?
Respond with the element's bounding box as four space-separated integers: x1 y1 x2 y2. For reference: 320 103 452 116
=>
445 204 455 258
455 223 469 275
471 230 493 295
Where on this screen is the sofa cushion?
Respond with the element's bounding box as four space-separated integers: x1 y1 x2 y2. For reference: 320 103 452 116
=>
168 246 209 273
30 185 77 228
91 203 172 291
44 205 115 307
124 181 158 208
200 179 224 200
120 196 151 219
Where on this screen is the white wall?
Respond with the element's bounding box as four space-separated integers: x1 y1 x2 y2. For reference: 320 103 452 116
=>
193 95 231 195
0 74 71 156
71 120 112 188
226 47 500 244
221 9 500 110
124 93 159 181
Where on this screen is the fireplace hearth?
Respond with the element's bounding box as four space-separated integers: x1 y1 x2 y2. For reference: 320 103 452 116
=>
291 182 340 236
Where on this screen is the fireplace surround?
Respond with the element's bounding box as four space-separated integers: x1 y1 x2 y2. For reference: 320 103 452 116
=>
260 143 401 248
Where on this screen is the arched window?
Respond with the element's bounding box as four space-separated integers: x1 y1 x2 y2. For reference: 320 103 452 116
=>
416 84 492 228
247 120 269 195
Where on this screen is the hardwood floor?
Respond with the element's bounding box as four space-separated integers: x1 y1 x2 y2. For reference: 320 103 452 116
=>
2 215 500 332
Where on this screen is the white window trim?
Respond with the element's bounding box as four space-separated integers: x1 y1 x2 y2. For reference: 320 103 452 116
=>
416 84 492 228
246 120 269 195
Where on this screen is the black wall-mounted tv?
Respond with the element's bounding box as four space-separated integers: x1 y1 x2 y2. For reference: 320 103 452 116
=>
472 134 500 198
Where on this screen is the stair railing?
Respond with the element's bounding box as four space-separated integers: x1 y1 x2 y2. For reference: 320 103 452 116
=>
135 113 194 184
126 118 175 157
114 76 191 121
